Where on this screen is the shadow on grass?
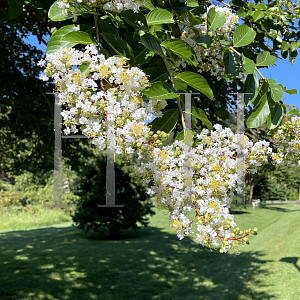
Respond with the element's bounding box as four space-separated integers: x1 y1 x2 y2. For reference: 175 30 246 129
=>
280 257 300 273
0 224 275 300
264 206 300 213
229 210 251 215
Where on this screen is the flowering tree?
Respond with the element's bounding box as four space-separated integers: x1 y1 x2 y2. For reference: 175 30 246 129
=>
10 0 300 253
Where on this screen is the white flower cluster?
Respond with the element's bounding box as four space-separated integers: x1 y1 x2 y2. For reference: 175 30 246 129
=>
38 44 166 154
178 5 242 81
137 124 275 253
272 116 300 165
57 0 142 19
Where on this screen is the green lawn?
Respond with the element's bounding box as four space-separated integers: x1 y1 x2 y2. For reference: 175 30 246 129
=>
1 203 300 300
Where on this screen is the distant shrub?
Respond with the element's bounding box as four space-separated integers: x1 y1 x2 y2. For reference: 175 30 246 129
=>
71 149 155 238
0 190 25 207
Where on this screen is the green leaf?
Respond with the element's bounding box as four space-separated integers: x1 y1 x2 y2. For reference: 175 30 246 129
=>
281 41 290 55
175 72 214 100
148 109 179 134
175 129 195 141
190 99 213 130
267 103 284 130
243 74 257 106
101 33 134 60
122 10 148 31
287 109 300 116
252 10 265 22
219 39 233 47
289 48 298 65
187 0 199 7
252 79 269 108
142 0 156 10
78 64 90 77
98 18 119 36
267 79 283 102
196 34 214 49
63 31 96 45
7 0 23 19
233 24 256 47
223 49 240 80
161 39 198 67
143 67 168 82
48 0 73 21
174 78 187 92
146 9 174 25
241 55 255 75
247 93 271 128
283 88 297 95
46 25 81 55
134 47 154 65
139 33 164 55
207 7 226 31
256 51 276 66
142 82 178 100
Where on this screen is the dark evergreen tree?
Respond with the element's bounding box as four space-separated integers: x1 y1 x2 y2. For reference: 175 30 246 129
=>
71 148 155 238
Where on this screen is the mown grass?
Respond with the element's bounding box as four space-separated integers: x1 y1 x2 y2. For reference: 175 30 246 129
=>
0 202 300 300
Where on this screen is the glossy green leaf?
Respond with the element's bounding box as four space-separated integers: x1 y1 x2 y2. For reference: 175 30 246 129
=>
187 0 199 7
78 64 90 77
289 48 298 65
161 39 198 67
142 0 156 10
146 9 174 25
174 78 187 91
252 10 265 22
247 93 271 128
46 25 80 55
48 0 74 21
142 82 178 100
175 72 214 100
267 79 283 102
243 74 257 106
252 79 268 107
175 129 195 141
287 109 300 116
101 33 134 60
143 67 168 82
233 24 256 47
207 7 226 31
256 51 276 66
223 49 240 80
98 18 119 36
267 103 284 130
7 0 23 19
139 33 164 55
122 10 148 31
196 34 214 49
188 99 213 130
63 31 96 45
242 55 255 75
134 47 154 65
148 109 179 134
283 88 297 95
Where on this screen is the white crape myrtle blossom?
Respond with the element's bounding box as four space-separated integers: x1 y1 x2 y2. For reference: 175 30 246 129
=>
136 124 277 253
39 44 168 154
177 5 242 81
272 116 300 165
57 0 142 19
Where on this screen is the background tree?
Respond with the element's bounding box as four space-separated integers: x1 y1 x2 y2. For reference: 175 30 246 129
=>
71 147 155 238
